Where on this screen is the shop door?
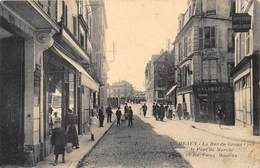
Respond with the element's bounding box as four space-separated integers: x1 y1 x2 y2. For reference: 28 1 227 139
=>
0 36 24 164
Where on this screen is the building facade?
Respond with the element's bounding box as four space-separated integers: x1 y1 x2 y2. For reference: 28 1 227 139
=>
231 0 260 135
174 0 235 124
108 81 134 103
0 0 104 166
145 51 175 104
90 0 108 111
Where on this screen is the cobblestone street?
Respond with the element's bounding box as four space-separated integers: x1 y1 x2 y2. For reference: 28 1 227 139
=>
79 105 260 168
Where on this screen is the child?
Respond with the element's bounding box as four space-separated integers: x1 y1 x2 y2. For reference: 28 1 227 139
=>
51 121 66 166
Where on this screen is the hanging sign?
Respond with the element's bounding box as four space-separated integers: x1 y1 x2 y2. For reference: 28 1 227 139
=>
232 13 251 32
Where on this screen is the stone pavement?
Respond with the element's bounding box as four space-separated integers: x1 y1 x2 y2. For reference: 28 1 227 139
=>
79 115 193 168
79 104 260 168
2 116 115 168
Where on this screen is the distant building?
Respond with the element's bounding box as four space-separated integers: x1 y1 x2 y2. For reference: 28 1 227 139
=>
231 0 260 135
145 51 175 104
133 91 146 103
174 0 235 124
108 81 134 103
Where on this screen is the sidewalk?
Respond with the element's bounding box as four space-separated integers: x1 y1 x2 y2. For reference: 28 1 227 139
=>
4 117 115 168
180 119 260 144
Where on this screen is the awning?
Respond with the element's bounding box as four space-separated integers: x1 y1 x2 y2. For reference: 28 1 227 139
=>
52 46 99 92
166 85 177 96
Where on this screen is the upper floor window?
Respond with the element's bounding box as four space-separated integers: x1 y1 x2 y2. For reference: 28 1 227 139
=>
80 33 84 48
184 37 188 58
199 27 216 49
62 1 68 27
230 0 236 16
202 59 217 83
73 16 78 37
206 0 216 15
178 42 183 61
228 28 235 52
188 33 192 53
245 31 251 55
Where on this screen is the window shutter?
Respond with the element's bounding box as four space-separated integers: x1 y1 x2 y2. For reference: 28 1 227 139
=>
199 28 203 50
204 27 211 48
210 27 216 48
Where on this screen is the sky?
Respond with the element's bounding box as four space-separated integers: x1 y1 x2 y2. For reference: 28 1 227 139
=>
105 0 188 91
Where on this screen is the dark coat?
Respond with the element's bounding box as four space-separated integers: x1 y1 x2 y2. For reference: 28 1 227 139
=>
128 109 133 118
116 110 122 118
51 128 66 155
67 124 79 147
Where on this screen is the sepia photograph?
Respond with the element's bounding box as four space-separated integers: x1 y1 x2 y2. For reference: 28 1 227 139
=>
0 0 259 167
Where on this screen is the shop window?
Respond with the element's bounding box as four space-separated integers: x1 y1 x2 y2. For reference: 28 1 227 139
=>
158 91 164 98
69 73 75 112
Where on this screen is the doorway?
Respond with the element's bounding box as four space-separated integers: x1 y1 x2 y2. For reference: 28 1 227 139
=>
0 35 25 164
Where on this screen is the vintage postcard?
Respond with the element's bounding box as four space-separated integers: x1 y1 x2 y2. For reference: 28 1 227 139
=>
0 0 259 168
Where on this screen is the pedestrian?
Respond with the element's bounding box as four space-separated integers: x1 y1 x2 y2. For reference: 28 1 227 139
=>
98 107 104 127
116 107 122 126
177 103 182 120
51 121 66 166
155 103 159 120
128 106 133 127
159 104 165 121
106 106 113 123
66 109 79 149
142 103 148 117
216 105 225 128
124 103 129 121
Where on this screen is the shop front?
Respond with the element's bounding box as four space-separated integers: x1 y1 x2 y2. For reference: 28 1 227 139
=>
43 48 79 157
193 84 234 125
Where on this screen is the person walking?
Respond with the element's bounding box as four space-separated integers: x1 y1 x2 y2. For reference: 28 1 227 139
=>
159 104 165 121
51 121 66 166
106 106 113 123
116 107 122 126
177 103 182 120
142 103 148 117
128 106 133 127
216 105 225 128
98 107 104 127
66 109 79 149
155 103 159 120
124 103 129 121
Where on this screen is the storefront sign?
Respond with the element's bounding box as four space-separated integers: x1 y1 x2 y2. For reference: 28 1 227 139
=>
232 13 251 32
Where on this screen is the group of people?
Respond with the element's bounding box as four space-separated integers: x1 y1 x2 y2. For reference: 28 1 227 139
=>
50 108 79 166
152 103 170 121
97 104 134 128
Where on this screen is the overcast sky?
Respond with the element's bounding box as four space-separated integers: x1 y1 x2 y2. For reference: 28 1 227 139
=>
105 0 187 91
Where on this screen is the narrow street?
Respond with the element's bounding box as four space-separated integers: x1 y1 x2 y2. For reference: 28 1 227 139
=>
79 105 259 168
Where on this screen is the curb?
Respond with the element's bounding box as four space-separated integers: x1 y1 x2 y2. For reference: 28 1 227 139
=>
76 119 116 168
